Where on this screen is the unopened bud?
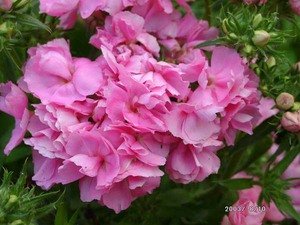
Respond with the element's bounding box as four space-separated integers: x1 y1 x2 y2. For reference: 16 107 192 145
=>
5 194 18 209
228 33 238 41
252 30 270 47
222 19 229 34
266 56 276 68
252 14 263 28
242 45 253 54
276 93 294 110
281 111 300 132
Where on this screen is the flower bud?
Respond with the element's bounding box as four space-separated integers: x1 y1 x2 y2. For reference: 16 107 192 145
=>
242 45 253 55
0 0 13 11
252 30 270 47
4 194 18 209
281 111 300 132
266 56 276 68
222 19 229 34
252 14 263 28
276 92 294 110
228 33 238 41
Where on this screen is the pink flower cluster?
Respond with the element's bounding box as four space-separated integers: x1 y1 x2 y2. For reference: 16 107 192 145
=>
0 0 276 213
221 172 284 225
39 0 194 29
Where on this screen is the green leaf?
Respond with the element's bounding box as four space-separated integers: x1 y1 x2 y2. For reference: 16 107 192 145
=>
195 39 223 48
67 209 80 225
272 197 300 222
269 144 300 180
266 137 290 172
231 117 278 154
158 189 193 207
15 14 51 33
216 178 254 190
55 204 68 225
238 137 273 172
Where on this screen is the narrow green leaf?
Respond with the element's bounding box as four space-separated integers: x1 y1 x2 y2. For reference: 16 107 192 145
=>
67 209 80 225
231 117 278 154
15 14 51 33
266 137 290 171
55 204 68 225
270 145 300 180
272 197 300 222
238 137 273 172
195 39 223 48
216 178 254 190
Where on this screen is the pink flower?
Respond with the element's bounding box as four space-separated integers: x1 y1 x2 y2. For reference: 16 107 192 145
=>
90 11 160 55
104 75 168 132
118 133 167 167
286 186 300 213
24 114 69 159
0 82 30 155
257 97 278 125
58 131 120 186
282 154 300 185
231 172 284 223
166 142 221 184
0 0 12 11
290 0 300 16
197 47 262 145
198 46 250 106
23 39 103 105
39 0 79 16
263 201 285 222
32 150 64 190
79 155 163 213
228 199 266 225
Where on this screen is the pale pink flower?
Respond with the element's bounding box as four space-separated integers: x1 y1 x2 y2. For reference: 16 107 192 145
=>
39 0 79 16
0 82 30 155
286 186 300 213
232 172 284 223
166 142 221 184
24 114 69 159
32 151 64 190
0 0 12 11
198 46 249 106
79 156 163 213
23 39 103 105
228 199 266 225
104 75 168 132
263 201 285 222
257 97 278 125
90 11 160 55
58 131 120 186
